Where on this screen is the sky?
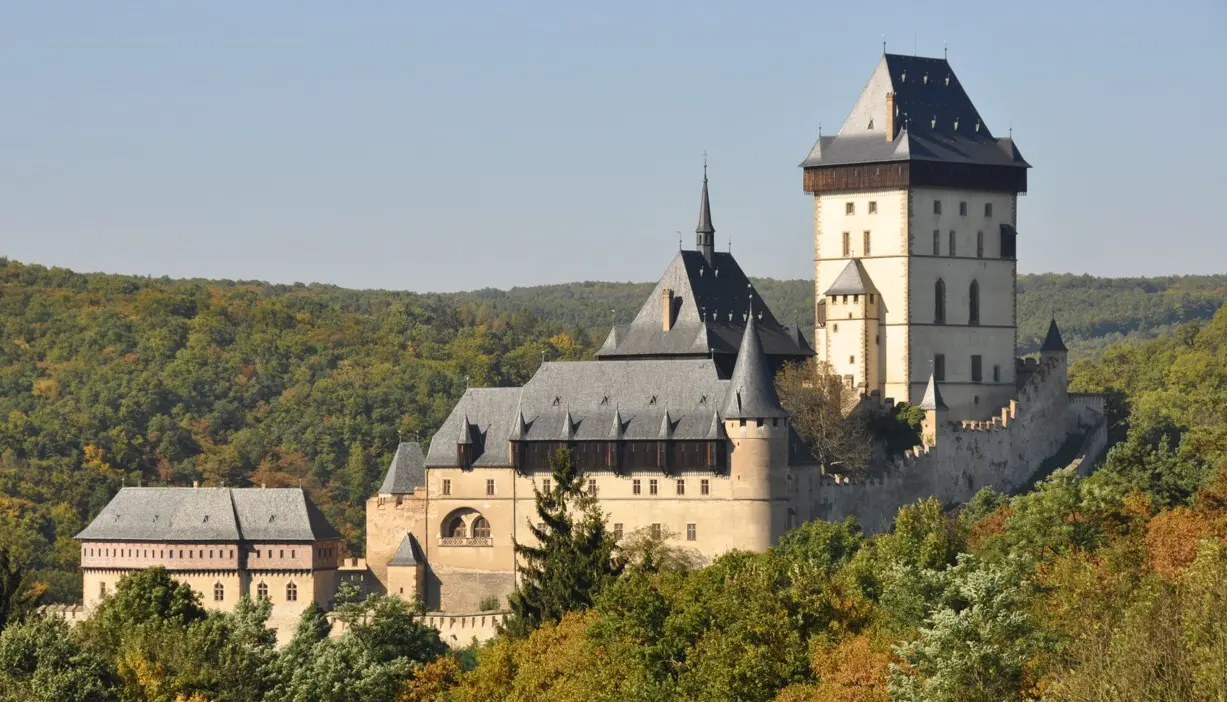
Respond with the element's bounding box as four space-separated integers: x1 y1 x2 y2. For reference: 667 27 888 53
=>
1 1 1225 293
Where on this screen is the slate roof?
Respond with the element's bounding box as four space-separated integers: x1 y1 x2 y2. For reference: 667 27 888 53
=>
387 533 423 567
824 260 876 296
378 442 426 495
919 373 948 411
425 358 735 467
1040 318 1067 353
800 54 1029 169
596 250 813 364
75 488 342 542
722 314 789 419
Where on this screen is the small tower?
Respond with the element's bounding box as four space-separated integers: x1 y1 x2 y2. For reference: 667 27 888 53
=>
814 260 880 395
1039 318 1068 365
919 372 947 445
695 167 716 264
722 314 789 549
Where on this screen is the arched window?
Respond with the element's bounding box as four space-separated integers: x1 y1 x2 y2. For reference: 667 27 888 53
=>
286 582 298 602
447 516 467 538
256 582 268 601
213 582 224 602
472 517 491 538
935 279 946 324
969 280 980 326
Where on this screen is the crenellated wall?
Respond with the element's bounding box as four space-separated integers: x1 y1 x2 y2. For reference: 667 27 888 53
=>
814 356 1106 532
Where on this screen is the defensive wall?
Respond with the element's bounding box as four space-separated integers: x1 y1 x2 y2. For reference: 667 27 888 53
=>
815 356 1107 532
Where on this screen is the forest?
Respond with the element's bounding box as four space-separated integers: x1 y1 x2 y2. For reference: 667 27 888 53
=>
1 256 1225 603
2 287 1227 699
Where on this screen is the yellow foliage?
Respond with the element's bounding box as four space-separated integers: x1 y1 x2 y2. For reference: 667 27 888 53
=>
31 377 60 400
803 635 891 702
549 333 578 351
1145 507 1224 580
400 656 462 701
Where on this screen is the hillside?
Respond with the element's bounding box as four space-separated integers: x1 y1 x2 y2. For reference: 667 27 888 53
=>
447 273 1227 359
0 255 1224 602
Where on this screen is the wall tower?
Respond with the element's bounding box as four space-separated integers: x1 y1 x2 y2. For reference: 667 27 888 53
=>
802 54 1030 420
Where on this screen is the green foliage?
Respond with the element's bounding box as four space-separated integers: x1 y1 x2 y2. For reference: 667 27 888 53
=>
81 568 205 654
504 448 621 638
477 595 500 612
0 614 118 702
0 548 43 633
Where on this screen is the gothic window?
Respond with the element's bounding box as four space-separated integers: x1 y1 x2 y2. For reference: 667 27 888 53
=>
473 517 491 538
486 479 495 496
442 479 451 496
842 232 850 257
649 479 658 496
542 479 551 493
971 355 983 383
863 230 871 255
447 516 467 538
701 478 710 495
286 582 297 602
676 479 685 496
949 230 957 256
935 279 946 324
632 479 641 495
587 478 597 496
687 524 697 541
613 523 623 540
257 582 268 601
214 582 224 602
650 524 662 539
934 354 946 382
976 231 984 258
932 230 940 255
969 280 980 326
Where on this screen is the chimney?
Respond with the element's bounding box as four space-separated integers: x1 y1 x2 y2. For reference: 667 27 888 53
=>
661 288 675 332
885 92 896 141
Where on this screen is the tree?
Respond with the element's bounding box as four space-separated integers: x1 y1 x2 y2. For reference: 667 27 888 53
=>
774 360 871 475
0 548 43 633
503 447 621 638
0 615 118 702
80 568 206 660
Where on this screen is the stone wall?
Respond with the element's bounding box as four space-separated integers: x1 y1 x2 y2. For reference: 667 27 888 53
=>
327 610 507 648
814 355 1103 532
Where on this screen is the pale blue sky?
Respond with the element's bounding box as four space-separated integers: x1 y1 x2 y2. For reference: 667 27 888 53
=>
1 1 1224 292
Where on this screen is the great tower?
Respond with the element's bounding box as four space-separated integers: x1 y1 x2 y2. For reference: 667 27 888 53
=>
802 53 1029 420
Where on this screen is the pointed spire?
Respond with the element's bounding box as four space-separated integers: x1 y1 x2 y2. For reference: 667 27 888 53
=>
695 164 715 263
722 314 788 419
561 410 575 440
919 373 947 411
457 414 474 444
658 410 674 439
705 410 726 440
1040 317 1067 353
610 407 625 439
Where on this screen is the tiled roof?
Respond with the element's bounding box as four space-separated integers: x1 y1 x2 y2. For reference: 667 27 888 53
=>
919 373 948 410
801 54 1029 169
378 442 425 495
387 533 423 567
596 250 813 363
1040 318 1067 353
722 314 789 419
75 487 341 542
824 260 876 296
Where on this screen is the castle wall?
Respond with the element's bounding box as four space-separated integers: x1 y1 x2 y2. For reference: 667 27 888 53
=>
814 355 1092 532
365 493 427 594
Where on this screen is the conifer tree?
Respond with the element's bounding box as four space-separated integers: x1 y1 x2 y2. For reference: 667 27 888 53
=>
503 447 621 638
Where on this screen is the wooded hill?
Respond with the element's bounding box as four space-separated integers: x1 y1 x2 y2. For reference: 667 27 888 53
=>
0 255 1223 603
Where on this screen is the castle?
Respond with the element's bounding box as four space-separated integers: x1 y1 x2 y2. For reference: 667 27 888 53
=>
73 52 1106 644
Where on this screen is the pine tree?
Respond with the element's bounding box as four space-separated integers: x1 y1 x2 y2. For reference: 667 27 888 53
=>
503 447 621 638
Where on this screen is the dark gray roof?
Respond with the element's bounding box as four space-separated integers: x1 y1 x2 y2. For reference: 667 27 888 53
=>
919 373 948 410
387 533 422 567
824 259 876 296
424 359 735 467
696 175 714 236
1041 318 1067 353
722 315 789 419
596 250 813 363
75 487 342 542
378 442 425 495
800 54 1029 169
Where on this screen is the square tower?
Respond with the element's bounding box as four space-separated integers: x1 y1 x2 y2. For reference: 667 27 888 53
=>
801 53 1029 420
